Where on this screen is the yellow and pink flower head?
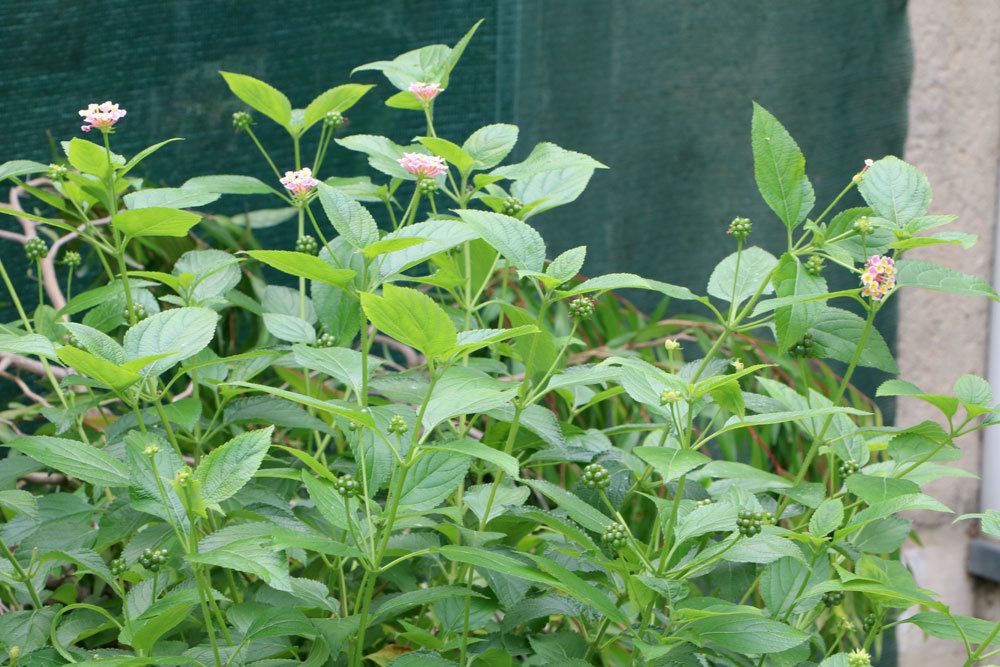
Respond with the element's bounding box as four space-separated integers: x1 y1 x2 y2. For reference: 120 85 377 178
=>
860 254 896 301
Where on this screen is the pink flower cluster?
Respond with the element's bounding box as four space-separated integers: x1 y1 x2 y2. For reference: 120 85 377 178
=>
79 101 127 132
280 167 320 197
860 254 896 301
408 81 442 102
398 153 447 178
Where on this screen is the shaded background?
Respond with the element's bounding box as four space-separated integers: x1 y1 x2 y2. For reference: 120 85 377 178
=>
0 1 913 659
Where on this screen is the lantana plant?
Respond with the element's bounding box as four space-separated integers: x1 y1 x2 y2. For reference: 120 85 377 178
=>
1 20 999 667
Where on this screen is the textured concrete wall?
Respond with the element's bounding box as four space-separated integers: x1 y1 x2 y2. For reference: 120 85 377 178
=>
898 1 1000 664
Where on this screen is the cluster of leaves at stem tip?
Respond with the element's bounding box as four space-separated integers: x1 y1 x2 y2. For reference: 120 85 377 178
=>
1 18 999 667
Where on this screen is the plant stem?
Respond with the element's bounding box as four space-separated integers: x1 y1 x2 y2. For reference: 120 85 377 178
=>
0 536 42 608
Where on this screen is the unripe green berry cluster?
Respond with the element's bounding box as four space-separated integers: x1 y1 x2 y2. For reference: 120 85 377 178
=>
138 548 167 572
839 460 860 477
123 303 148 322
659 388 681 405
737 509 771 537
295 235 318 255
62 250 82 267
335 474 361 498
581 463 610 490
602 522 628 550
417 178 438 195
388 415 408 435
323 111 345 129
853 216 874 236
790 333 816 358
728 217 752 241
316 333 336 348
501 196 522 216
232 111 253 131
862 612 879 634
47 163 68 181
822 590 845 607
24 238 48 261
695 498 714 508
804 255 825 276
568 296 596 320
109 557 127 576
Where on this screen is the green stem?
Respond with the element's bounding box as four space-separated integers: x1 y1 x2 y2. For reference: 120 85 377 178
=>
0 536 42 608
245 127 282 180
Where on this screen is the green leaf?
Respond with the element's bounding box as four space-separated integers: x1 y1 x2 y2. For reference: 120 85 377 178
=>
263 313 316 344
687 609 809 654
370 585 484 625
182 174 275 195
522 478 608 533
0 159 49 182
67 137 113 177
492 142 607 217
707 247 778 305
292 344 376 396
905 611 1000 647
633 447 711 484
418 136 474 174
526 553 630 625
194 427 273 506
336 134 414 179
896 259 999 301
954 374 992 408
120 138 184 177
424 438 520 478
858 156 931 227
0 332 59 361
546 246 587 284
456 209 546 273
772 254 826 352
123 187 219 210
56 345 141 391
113 207 201 238
464 124 519 171
810 306 897 373
422 366 518 430
809 498 845 537
245 249 356 287
724 534 804 564
302 83 374 131
563 272 701 301
229 381 376 428
9 436 130 487
399 450 470 510
220 71 292 129
360 284 457 360
316 183 380 249
123 307 219 378
188 539 291 591
0 489 37 518
361 237 428 260
751 102 814 230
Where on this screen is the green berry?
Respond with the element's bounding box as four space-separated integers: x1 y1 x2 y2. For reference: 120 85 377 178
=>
804 255 825 276
790 333 816 358
695 498 714 508
295 235 318 255
822 590 845 607
501 196 523 216
123 303 148 322
737 509 765 537
109 557 127 576
323 111 345 129
417 178 438 196
728 217 752 241
839 460 860 477
232 111 253 130
568 296 596 320
334 474 361 498
388 415 409 436
581 463 610 490
602 522 629 551
138 548 167 572
47 163 68 181
862 612 879 634
316 333 336 348
24 238 48 261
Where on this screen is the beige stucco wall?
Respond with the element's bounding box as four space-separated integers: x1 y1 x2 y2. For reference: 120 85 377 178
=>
897 1 1000 664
